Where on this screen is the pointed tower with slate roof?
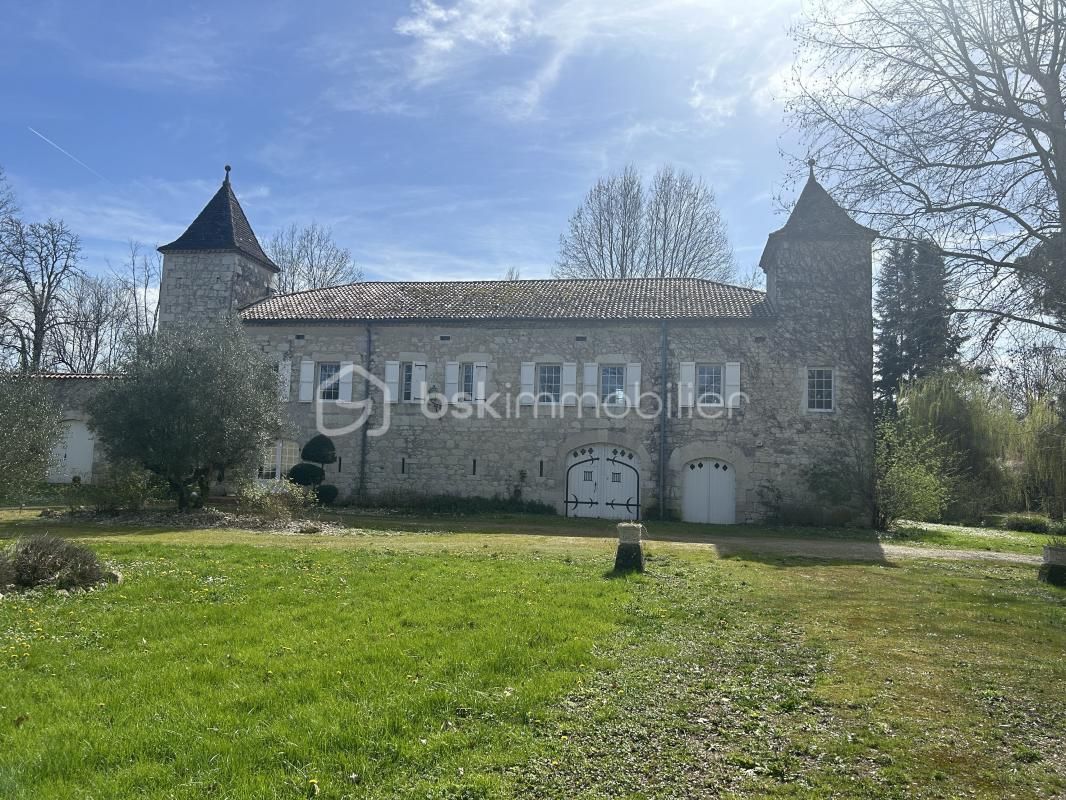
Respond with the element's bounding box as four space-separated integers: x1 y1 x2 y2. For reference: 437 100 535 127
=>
759 163 878 516
157 166 278 327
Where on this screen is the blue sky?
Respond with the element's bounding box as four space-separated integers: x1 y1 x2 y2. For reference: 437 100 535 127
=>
2 0 806 283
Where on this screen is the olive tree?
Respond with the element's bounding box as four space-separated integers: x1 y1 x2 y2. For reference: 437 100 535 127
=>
88 319 284 509
0 373 62 503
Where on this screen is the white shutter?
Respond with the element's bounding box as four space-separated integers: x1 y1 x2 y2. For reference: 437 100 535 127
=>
339 361 354 403
626 362 641 408
384 361 400 404
679 362 695 408
725 361 741 408
278 359 291 401
298 360 314 403
520 362 535 405
445 361 460 400
562 362 577 406
474 362 487 402
583 362 598 407
412 363 427 401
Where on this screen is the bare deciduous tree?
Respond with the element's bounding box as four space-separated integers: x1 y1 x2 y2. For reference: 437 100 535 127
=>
267 223 362 294
642 166 734 280
0 217 82 371
556 165 645 279
790 0 1066 345
47 273 129 373
117 241 160 340
555 164 734 281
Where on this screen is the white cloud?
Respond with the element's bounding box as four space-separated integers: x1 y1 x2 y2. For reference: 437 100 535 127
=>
312 0 796 121
395 0 536 85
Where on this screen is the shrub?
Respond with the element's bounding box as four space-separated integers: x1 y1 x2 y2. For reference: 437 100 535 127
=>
235 480 317 520
1001 514 1049 533
88 462 167 513
288 462 325 487
5 534 104 590
874 420 951 530
350 491 556 516
301 434 337 466
316 484 339 505
0 554 14 591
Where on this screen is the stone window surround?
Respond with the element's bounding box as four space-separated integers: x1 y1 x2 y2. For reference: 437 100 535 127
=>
806 366 836 412
696 363 724 407
536 363 563 404
599 363 627 405
318 362 341 401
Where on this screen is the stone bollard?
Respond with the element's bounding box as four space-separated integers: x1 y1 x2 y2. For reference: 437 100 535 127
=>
614 522 646 573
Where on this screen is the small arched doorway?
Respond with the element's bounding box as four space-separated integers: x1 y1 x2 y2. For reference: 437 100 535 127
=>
682 458 736 524
564 444 640 520
48 420 95 483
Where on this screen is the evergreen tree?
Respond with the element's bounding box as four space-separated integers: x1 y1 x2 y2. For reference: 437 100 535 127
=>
875 240 962 407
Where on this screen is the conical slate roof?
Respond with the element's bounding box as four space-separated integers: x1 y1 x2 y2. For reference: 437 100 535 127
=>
159 167 278 272
759 171 877 270
776 174 878 238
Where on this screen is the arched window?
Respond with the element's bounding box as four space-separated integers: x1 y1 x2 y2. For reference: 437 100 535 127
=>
279 440 300 478
258 439 301 481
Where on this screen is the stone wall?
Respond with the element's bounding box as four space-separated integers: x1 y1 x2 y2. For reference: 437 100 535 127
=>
157 251 274 327
244 302 873 522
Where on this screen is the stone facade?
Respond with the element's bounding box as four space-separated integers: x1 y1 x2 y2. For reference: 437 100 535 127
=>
158 251 275 326
243 285 872 522
49 170 876 525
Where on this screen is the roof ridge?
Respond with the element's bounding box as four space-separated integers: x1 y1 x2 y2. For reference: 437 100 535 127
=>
260 276 765 301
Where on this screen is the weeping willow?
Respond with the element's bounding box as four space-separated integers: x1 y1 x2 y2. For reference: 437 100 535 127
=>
1021 398 1066 519
898 371 1019 517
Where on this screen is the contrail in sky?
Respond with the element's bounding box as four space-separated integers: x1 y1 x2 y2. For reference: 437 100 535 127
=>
27 126 109 181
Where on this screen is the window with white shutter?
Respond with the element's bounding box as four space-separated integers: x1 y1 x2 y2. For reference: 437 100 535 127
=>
298 360 315 403
384 361 400 403
339 361 354 403
562 362 577 406
724 361 741 408
678 362 696 408
445 361 460 400
626 362 641 407
582 362 598 407
520 362 535 405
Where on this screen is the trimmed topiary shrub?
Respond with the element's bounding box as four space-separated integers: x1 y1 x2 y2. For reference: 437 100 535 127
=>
316 484 339 505
5 534 104 590
288 462 325 487
1002 514 1049 533
301 434 337 466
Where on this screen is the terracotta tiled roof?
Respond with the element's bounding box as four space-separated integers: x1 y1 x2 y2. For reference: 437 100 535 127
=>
158 169 278 272
240 278 773 323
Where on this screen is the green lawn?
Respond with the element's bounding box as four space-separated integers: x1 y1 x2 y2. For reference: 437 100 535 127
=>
1 514 1064 798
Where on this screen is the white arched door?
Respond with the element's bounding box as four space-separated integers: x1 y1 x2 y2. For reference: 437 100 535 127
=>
681 458 736 524
565 445 640 520
48 420 95 483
